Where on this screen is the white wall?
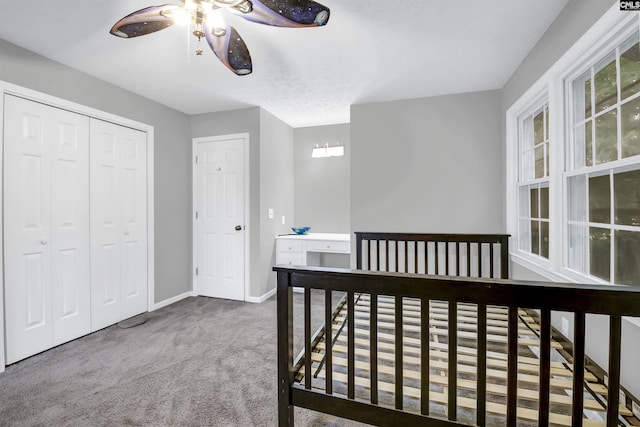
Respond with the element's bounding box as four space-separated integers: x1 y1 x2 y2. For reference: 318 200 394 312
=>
351 90 504 235
293 124 350 233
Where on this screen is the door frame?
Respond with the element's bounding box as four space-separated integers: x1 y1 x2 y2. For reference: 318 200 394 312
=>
192 134 250 301
0 81 156 373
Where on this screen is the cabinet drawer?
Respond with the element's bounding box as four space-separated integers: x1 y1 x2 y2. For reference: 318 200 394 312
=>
276 253 305 266
306 240 350 253
277 240 303 253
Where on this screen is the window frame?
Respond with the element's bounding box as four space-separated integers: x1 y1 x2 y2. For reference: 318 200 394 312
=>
507 6 640 289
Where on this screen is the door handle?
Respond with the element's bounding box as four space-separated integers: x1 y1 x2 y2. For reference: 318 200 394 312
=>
41 240 48 245
235 225 243 231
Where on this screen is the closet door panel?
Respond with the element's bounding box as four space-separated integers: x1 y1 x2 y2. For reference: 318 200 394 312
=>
119 127 147 319
50 108 90 345
90 119 123 330
4 96 54 363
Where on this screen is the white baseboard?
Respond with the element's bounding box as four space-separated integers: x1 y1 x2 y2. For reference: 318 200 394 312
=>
245 287 276 304
152 291 196 311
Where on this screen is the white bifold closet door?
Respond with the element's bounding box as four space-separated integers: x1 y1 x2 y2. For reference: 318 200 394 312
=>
90 118 148 331
4 95 90 364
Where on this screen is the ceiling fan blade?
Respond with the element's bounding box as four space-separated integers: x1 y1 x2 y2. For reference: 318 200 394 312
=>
110 5 181 38
230 0 329 28
204 22 252 75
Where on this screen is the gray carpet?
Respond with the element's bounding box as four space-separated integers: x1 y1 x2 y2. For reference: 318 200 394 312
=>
0 295 366 427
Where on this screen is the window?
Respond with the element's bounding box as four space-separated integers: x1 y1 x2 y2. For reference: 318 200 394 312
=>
507 7 640 287
517 104 550 259
567 32 640 286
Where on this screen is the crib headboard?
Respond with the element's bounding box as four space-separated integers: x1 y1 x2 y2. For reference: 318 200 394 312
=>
355 232 510 279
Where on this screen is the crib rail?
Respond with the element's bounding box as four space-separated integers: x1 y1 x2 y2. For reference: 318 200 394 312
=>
276 266 640 427
355 232 509 279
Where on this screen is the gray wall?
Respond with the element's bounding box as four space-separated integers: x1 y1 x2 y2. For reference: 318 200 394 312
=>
0 38 191 304
259 109 294 295
503 0 640 399
351 90 504 236
293 124 350 233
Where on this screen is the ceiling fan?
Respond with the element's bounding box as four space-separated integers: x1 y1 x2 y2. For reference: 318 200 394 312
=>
110 0 330 76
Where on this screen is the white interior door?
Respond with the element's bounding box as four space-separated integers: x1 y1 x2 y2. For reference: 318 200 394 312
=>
4 95 90 364
90 118 147 330
195 137 245 301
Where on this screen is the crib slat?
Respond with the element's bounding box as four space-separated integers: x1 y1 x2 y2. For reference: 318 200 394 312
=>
467 243 471 277
348 291 355 399
425 241 430 274
370 292 378 404
572 312 586 427
539 308 551 427
478 244 483 277
414 241 418 274
445 242 450 276
385 240 389 273
607 315 622 427
448 301 457 421
377 240 381 272
404 241 409 273
367 239 371 270
325 289 333 395
421 298 429 415
304 288 312 390
455 241 460 276
489 243 494 278
395 241 399 273
507 307 518 426
435 242 439 275
477 304 487 427
395 296 403 410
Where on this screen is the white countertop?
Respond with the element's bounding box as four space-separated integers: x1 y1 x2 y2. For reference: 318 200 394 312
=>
275 232 350 242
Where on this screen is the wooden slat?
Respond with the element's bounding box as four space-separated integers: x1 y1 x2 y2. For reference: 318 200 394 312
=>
370 292 378 404
325 289 333 395
348 291 355 399
421 297 429 415
477 303 487 427
506 307 518 426
395 296 403 410
606 315 621 427
539 308 551 427
448 301 457 421
304 288 312 390
573 312 586 427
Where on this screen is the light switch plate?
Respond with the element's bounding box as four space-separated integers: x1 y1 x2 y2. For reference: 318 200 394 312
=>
268 208 274 219
282 215 286 225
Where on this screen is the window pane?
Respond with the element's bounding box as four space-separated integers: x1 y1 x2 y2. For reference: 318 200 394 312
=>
545 107 549 140
568 175 587 222
534 111 544 144
540 186 549 219
519 219 530 251
614 168 640 226
574 70 590 123
620 40 640 101
545 142 549 177
594 55 618 113
615 230 640 285
586 120 593 167
589 227 611 281
541 221 549 258
621 96 640 158
535 145 544 178
530 187 539 218
568 225 588 273
589 174 611 223
531 221 540 255
595 110 618 164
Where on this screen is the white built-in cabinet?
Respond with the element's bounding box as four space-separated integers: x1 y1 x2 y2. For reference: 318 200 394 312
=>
3 94 149 364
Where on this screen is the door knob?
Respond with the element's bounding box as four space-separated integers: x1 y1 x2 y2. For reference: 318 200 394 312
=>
124 231 130 235
235 225 242 231
40 240 48 245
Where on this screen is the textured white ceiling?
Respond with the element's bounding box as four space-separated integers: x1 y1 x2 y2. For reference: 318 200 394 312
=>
0 0 568 127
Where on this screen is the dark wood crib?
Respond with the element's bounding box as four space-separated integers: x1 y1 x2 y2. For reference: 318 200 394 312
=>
275 232 640 427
